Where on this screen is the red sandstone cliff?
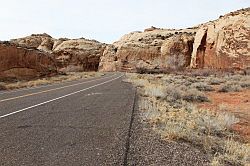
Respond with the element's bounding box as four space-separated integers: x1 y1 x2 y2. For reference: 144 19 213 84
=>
0 42 57 80
11 34 106 72
191 8 250 69
99 8 250 72
99 29 196 72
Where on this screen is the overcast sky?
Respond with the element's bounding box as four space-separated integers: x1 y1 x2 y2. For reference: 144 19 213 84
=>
0 0 249 43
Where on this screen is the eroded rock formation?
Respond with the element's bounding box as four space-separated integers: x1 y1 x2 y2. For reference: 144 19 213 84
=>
99 8 250 72
11 34 106 72
191 8 250 69
3 8 250 75
99 29 196 72
0 42 57 80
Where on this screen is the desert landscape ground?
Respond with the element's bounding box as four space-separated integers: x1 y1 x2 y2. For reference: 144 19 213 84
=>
0 6 249 166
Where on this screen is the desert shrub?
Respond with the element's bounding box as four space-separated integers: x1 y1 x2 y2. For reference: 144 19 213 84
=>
239 80 250 89
237 76 250 89
170 78 188 85
186 77 199 84
189 69 216 77
228 74 243 81
162 85 183 107
207 77 225 85
182 88 210 102
144 85 167 98
212 139 250 166
191 82 214 91
132 78 149 88
218 83 242 92
127 73 249 166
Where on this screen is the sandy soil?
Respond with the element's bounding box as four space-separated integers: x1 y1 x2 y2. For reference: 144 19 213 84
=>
199 89 250 142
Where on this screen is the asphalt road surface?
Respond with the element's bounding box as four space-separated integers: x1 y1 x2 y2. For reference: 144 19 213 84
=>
0 73 136 166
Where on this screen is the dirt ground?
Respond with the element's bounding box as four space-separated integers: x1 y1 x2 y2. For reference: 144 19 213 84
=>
199 88 250 142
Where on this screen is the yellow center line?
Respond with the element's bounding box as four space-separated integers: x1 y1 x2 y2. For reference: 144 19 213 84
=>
0 74 115 103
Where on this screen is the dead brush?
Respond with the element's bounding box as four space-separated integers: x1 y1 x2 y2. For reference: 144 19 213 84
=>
211 139 250 166
144 84 167 98
182 88 210 102
126 73 249 166
218 83 243 92
2 72 103 90
0 82 6 90
207 77 225 85
191 82 214 91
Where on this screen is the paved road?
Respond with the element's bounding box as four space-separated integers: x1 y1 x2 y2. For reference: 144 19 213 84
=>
0 73 136 166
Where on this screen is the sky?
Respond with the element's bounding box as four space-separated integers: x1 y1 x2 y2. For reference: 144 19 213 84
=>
0 0 249 43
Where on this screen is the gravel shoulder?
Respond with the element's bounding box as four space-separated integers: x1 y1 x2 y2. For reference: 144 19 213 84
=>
127 93 210 166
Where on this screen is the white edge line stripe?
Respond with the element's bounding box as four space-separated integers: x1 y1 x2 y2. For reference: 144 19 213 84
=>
0 74 109 95
0 74 123 119
0 74 116 102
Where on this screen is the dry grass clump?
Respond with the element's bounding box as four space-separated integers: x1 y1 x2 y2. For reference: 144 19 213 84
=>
142 81 209 108
0 82 6 90
1 72 104 90
182 88 210 102
239 79 250 89
144 85 167 98
191 82 214 91
218 83 243 92
212 140 250 166
207 77 225 85
218 75 250 92
126 73 250 166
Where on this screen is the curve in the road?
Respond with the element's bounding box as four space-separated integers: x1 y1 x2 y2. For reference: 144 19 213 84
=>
0 74 116 103
0 74 123 119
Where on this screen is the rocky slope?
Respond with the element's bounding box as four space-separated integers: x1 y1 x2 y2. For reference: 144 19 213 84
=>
0 42 57 80
99 8 250 72
11 34 106 72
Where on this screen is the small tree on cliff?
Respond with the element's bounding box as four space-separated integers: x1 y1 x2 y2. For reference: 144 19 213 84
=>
166 54 186 70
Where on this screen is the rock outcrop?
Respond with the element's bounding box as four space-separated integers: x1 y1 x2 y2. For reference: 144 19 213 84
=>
52 39 105 72
4 8 250 74
191 8 250 69
99 29 196 72
11 35 106 72
99 8 250 72
0 42 57 80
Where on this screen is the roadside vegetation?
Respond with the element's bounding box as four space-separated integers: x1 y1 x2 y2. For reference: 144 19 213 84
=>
126 72 250 166
0 72 105 90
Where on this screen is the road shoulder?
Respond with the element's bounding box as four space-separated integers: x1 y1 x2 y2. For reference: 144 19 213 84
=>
127 93 210 166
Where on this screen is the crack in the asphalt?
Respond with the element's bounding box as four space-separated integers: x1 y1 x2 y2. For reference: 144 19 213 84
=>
123 87 137 166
